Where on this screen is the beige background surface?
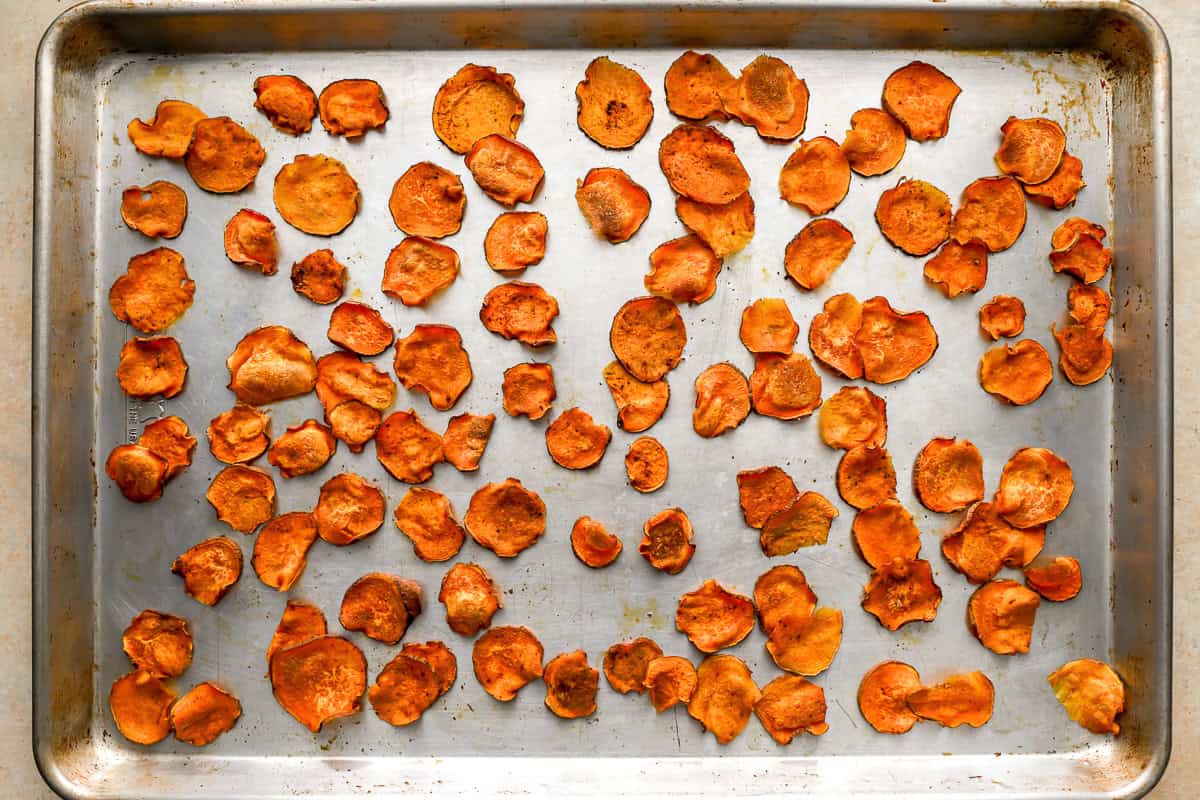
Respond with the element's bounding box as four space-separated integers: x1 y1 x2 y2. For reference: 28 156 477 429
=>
0 0 1193 797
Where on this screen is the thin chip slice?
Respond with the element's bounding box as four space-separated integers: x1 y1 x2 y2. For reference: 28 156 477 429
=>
122 610 192 678
484 211 548 272
480 282 559 346
720 55 809 140
979 339 1053 405
328 302 394 357
603 638 663 694
314 472 385 546
472 625 544 701
576 168 652 244
1049 233 1112 284
208 404 270 465
645 234 723 304
913 437 985 513
546 407 611 470
109 247 195 334
740 298 798 355
658 124 750 205
122 181 188 238
1048 659 1125 735
1068 283 1111 330
393 324 473 410
610 297 687 382
184 117 265 193
858 661 922 734
852 499 920 568
837 445 897 511
1052 216 1108 251
736 466 800 529
967 579 1040 654
862 558 942 631
603 360 669 432
809 293 864 379
439 562 502 635
664 51 734 122
1024 556 1083 602
979 295 1026 340
465 478 546 557
750 352 822 420
224 208 278 275
443 412 494 471
576 56 654 149
266 419 336 478
128 100 205 158
855 296 938 384
785 218 854 290
842 108 907 176
171 535 243 606
327 401 381 454
626 437 669 493
941 501 1045 584
644 656 698 711
996 447 1075 528
105 444 168 503
109 669 175 745
117 337 187 399
318 79 389 137
924 239 987 298
760 492 838 557
692 363 750 438
402 641 458 696
675 579 756 653
995 116 1066 184
171 683 242 746
950 176 1027 253
874 179 951 256
291 249 347 305
571 516 623 567
137 416 196 481
464 135 545 206
375 409 443 484
269 635 366 732
907 672 994 728
779 137 851 215
340 573 417 645
273 153 361 236
252 512 318 591
368 653 440 726
502 362 556 420
382 237 460 306
544 651 600 719
394 487 465 562
881 61 961 142
266 601 327 665
819 386 887 450
432 64 524 154
765 607 843 676
755 675 829 744
676 192 755 257
389 162 466 239
1025 153 1085 209
1055 323 1113 386
227 326 317 406
639 508 696 574
206 465 276 534
253 75 317 135
754 565 818 638
688 654 761 744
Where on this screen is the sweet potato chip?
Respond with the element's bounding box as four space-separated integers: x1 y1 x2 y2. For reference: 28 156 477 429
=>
754 565 818 636
575 167 652 244
227 326 317 405
443 412 494 471
121 181 188 238
639 508 696 574
967 579 1040 654
502 362 556 420
692 363 750 438
393 324 473 410
1025 152 1085 209
123 610 192 679
402 641 458 696
128 99 205 158
951 176 1027 253
472 625 544 701
171 682 242 746
340 573 418 645
223 208 278 275
1068 283 1111 329
269 635 366 732
881 61 960 142
644 656 697 711
857 661 922 734
480 282 559 346
266 600 327 665
314 472 385 546
439 562 502 635
756 674 829 743
388 162 465 239
318 79 388 137
997 447 1075 528
924 239 987 298
995 116 1066 184
171 535 243 606
675 579 756 653
979 339 1053 405
544 651 599 719
626 436 669 493
375 409 443 483
105 445 168 503
253 75 316 135
206 465 276 534
465 477 546 557
207 404 270 465
842 108 907 177
1050 233 1112 284
765 607 843 676
327 401 381 454
603 360 669 432
273 153 361 236
645 234 723 304
809 292 864 379
610 297 687 382
1048 659 1125 735
484 211 548 273
862 558 942 631
252 512 318 591
779 137 851 216
941 501 1045 583
137 416 196 481
1025 556 1082 602
267 420 336 478
740 298 798 355
432 64 524 154
688 654 761 744
327 302 394 357
721 55 808 140
117 337 187 399
571 516 624 568
603 638 662 694
109 247 195 334
394 487 465 562
184 117 265 193
546 407 611 470
852 499 919 568
465 134 544 206
750 352 822 420
291 249 347 305
367 653 440 726
736 466 800 530
819 386 887 450
675 192 755 257
575 56 653 149
907 672 994 728
785 218 854 290
979 294 1026 340
382 237 460 306
109 669 175 745
664 51 734 121
659 124 750 205
914 437 985 513
878 181 953 261
760 492 838 557
1054 324 1112 386
837 445 897 510
855 296 938 384
1052 217 1108 251
316 350 396 419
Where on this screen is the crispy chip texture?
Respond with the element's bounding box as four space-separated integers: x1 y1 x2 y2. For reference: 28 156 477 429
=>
692 362 750 438
951 176 1027 253
465 135 545 206
252 512 318 591
924 240 987 298
740 298 798 355
610 297 687 382
750 352 822 419
327 401 382 453
979 339 1053 405
273 153 361 236
227 326 317 405
502 362 556 420
269 635 367 732
626 436 669 493
659 124 750 205
172 535 243 606
1068 283 1111 329
109 247 195 334
644 656 698 711
393 324 473 410
721 55 809 140
1052 217 1107 251
1050 233 1112 284
843 108 907 176
117 337 188 399
665 51 734 121
110 669 175 745
862 558 942 630
1048 659 1125 735
137 416 196 481
184 117 265 193
122 181 188 238
291 249 347 305
328 301 394 356
443 412 494 471
394 487 465 562
340 573 419 645
785 218 854 290
760 492 838 557
881 61 961 142
465 478 546 557
546 407 611 470
253 74 317 134
676 192 755 257
480 282 559 346
576 57 654 149
432 64 524 154
603 638 662 694
765 607 843 676
207 465 276 534
858 661 922 734
375 409 444 483
389 162 466 239
202 407 271 467
779 137 851 216
640 508 696 574
484 211 548 272
603 360 669 432
809 292 864 379
995 116 1066 184
576 168 652 244
1025 152 1085 209
571 516 623 568
318 79 389 137
1054 324 1112 385
967 579 1040 654
128 99 205 158
907 672 994 728
941 501 1045 584
267 420 336 478
224 208 278 275
756 674 829 743
382 237 460 306
688 654 761 744
736 466 799 529
171 683 241 746
875 179 951 256
544 651 600 719
368 653 440 726
123 610 192 678
266 601 327 665
439 562 502 635
996 447 1075 528
106 444 168 503
819 386 887 450
837 444 898 510
314 472 385 546
645 234 723 304
852 499 920 568
913 437 985 513
472 625 544 701
1025 556 1083 602
676 579 756 653
754 565 818 636
855 296 938 384
980 294 1026 340
402 641 458 697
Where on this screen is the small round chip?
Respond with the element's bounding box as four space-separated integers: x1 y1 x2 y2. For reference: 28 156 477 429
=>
625 436 669 493
784 218 854 291
995 116 1067 184
575 168 652 244
842 108 906 176
382 237 460 306
464 134 545 206
224 208 278 275
692 363 750 438
979 339 1054 405
645 234 723 304
575 56 654 149
432 64 524 154
881 61 961 142
1047 659 1125 735
996 447 1074 529
907 671 994 728
749 352 822 420
207 404 270 465
109 247 196 334
502 362 556 420
862 558 942 631
664 50 734 122
226 325 317 406
675 579 756 653
759 491 838 557
443 412 494 471
924 239 987 298
267 419 336 478
314 472 385 546
253 74 317 135
122 609 192 678
913 437 985 513
819 386 887 450
273 153 361 236
484 211 548 272
740 298 798 355
837 445 898 510
950 176 1027 253
184 116 265 193
610 297 687 382
393 324 473 410
117 337 188 399
367 652 440 727
658 124 750 205
105 444 168 503
720 55 809 140
472 625 544 701
755 674 829 744
480 282 559 346
754 565 818 636
206 465 276 534
269 635 367 732
779 137 851 215
874 178 951 256
603 638 662 694
121 181 188 238
1068 283 1111 329
465 477 546 557
375 409 444 484
328 301 394 357
857 661 922 734
809 292 865 379
137 416 196 481
639 508 696 574
439 562 503 635
765 607 843 676
688 654 761 744
854 296 938 384
340 573 418 645
676 192 755 257
1049 231 1112 284
546 407 611 470
252 511 318 591
266 601 327 666
852 498 920 568
171 682 242 746
328 401 382 453
291 249 347 305
544 650 600 719
942 501 1045 584
388 162 466 239
171 535 243 606
979 294 1026 340
967 579 1040 654
571 516 623 568
394 487 465 562
603 360 669 432
644 656 698 711
109 669 175 745
127 99 205 158
1025 556 1083 602
736 466 800 530
318 79 388 137
1024 153 1085 209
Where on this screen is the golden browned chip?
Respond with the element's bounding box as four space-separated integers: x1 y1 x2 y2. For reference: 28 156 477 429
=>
117 337 188 399
951 176 1027 253
571 516 623 568
1024 153 1085 209
659 124 750 205
862 558 942 630
837 445 898 511
1025 555 1083 602
314 472 386 546
1050 233 1112 284
480 282 559 346
779 137 851 216
740 298 798 355
924 239 987 298
184 116 265 193
692 363 750 438
625 436 669 493
291 249 347 305
610 297 687 382
575 167 652 244
645 234 723 304
502 362 556 420
760 492 839 557
252 512 318 591
253 75 317 135
394 487 465 562
858 661 922 734
1048 659 1125 735
273 153 361 236
603 360 669 432
472 625 544 701
432 64 524 154
842 108 907 176
855 296 938 384
1055 323 1113 386
995 116 1066 184
750 352 822 420
575 56 653 149
913 437 985 513
170 682 241 746
544 650 600 719
979 339 1053 405
223 208 278 275
852 499 920 568
809 292 865 379
675 192 755 257
105 445 168 503
819 386 887 450
765 607 843 676
1053 216 1108 251
266 600 327 665
267 420 336 479
736 466 800 529
443 412 494 472
388 162 465 239
754 564 818 636
546 407 611 470
109 247 195 334
907 672 994 728
227 326 317 405
122 610 192 678
402 641 458 696
206 465 276 534
688 654 761 744
874 179 951 256
367 652 440 726
979 294 1026 340
171 535 243 606
465 134 545 206
137 416 196 481
382 237 460 306
465 477 546 557
603 638 662 694
941 501 1045 584
121 181 188 238
968 579 1040 654
207 404 270 465
784 218 854 291
675 579 756 653
340 573 418 645
881 61 961 142
375 409 444 483
439 562 502 635
1068 283 1111 329
128 99 205 158
644 656 698 711
269 635 367 731
639 508 696 574
327 401 381 454
393 324 473 410
997 447 1075 529
720 54 808 140
327 302 394 357
318 79 388 137
755 674 829 743
664 51 734 121
483 211 548 273
109 669 176 745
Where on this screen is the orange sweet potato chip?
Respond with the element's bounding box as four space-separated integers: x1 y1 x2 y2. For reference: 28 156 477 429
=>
626 436 669 493
675 579 756 653
315 351 396 420
950 176 1027 253
1068 283 1111 329
472 625 544 701
913 437 985 513
367 652 440 726
692 362 750 438
881 61 961 142
1054 324 1112 385
1025 556 1083 602
502 362 556 420
874 179 951 256
659 124 750 205
128 99 205 158
942 501 1045 584
480 282 559 346
314 472 385 546
291 249 346 305
857 661 922 734
484 211 548 273
252 512 318 591
465 478 546 557
443 412 494 471
318 79 389 137
602 638 662 694
1052 216 1108 251
740 298 798 355
393 324 473 410
1024 152 1085 209
688 654 761 744
253 75 316 135
924 239 987 298
266 600 327 665
171 535 243 606
760 491 838 557
852 498 920 568
785 218 855 291
639 508 696 574
809 292 864 379
676 192 755 257
207 404 270 464
267 419 336 478
269 635 366 731
105 444 168 503
439 562 503 635
967 579 1040 654
571 516 623 568
394 487 465 562
750 352 822 419
819 386 887 450
388 162 465 239
755 674 829 744
227 326 317 405
121 181 188 239
328 301 394 357
862 558 942 631
576 56 654 149
996 447 1075 528
206 465 276 534
603 360 669 432
855 296 938 384
907 672 994 728
399 641 457 697
645 234 723 304
224 208 278 275
1048 659 1125 735
979 294 1026 340
544 651 600 719
109 247 195 334
736 466 799 530
375 409 443 484
765 607 843 676
1050 233 1112 284
837 445 897 510
464 134 545 206
432 64 524 154
720 55 809 140
381 237 460 306
184 117 265 193
136 416 196 481
664 51 734 122
644 656 698 711
110 669 175 745
779 137 851 215
327 401 381 454
117 337 188 399
842 108 907 177
754 565 818 636
995 116 1066 184
610 296 687 382
340 573 420 645
273 153 361 236
170 682 241 746
576 167 652 244
123 609 192 678
546 407 611 470
979 339 1053 405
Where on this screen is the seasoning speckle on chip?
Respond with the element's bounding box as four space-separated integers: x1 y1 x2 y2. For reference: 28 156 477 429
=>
502 362 556 420
382 237 460 306
171 682 242 746
375 409 444 484
862 558 942 631
874 178 951 256
465 477 547 557
645 234 723 305
659 124 750 205
610 296 687 382
759 491 838 557
571 516 624 568
266 601 327 666
603 360 669 432
109 247 195 334
881 61 961 142
339 573 420 645
465 134 545 206
854 296 938 384
328 301 394 357
480 282 559 346
675 579 756 653
314 473 385 547
688 654 761 744
750 352 822 420
765 606 843 676
291 249 347 305
184 116 265 193
625 437 669 493
394 487 465 562
1025 556 1083 602
603 638 662 694
779 137 852 217
576 168 652 244
367 652 440 727
544 651 600 719
1024 152 1085 209
106 444 169 503
128 99 205 158
858 661 922 734
842 108 907 176
837 445 898 510
785 218 855 291
443 412 494 472
267 419 336 478
809 292 865 379
576 56 654 149
137 416 196 481
924 239 987 298
996 447 1074 529
941 501 1044 584
950 176 1027 253
979 339 1054 405
227 326 317 406
253 75 317 135
223 208 278 275
318 79 389 137
207 404 270 465
692 363 751 438
664 51 734 122
979 294 1026 340
644 656 698 711
439 562 502 635
393 324 473 410
720 55 809 140
639 508 696 574
472 625 544 701
736 466 799 530
206 465 276 534
1048 658 1124 735
252 512 318 591
676 192 755 257
484 211 548 273
546 407 611 470
110 669 176 745
432 64 524 154
388 162 466 239
755 674 829 744
122 610 192 678
967 579 1040 654
273 153 361 236
913 437 985 513
907 671 994 728
117 337 188 399
269 635 367 732
819 386 887 450
171 535 243 606
995 116 1067 185
121 181 188 238
852 499 920 568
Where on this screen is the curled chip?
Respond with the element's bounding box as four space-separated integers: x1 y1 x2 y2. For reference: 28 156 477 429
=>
779 137 851 215
942 501 1045 584
676 192 755 257
572 516 623 567
967 579 1040 654
328 401 382 453
842 108 906 176
368 652 440 726
645 234 723 304
439 562 502 635
603 638 662 694
874 179 951 256
855 296 938 384
924 239 987 298
858 661 922 734
644 656 698 711
546 407 611 470
639 508 696 574
1048 659 1125 735
881 61 960 141
443 412 494 471
106 445 168 503
765 607 843 676
389 162 466 239
269 635 367 732
117 337 187 399
658 124 750 205
171 682 242 746
375 409 444 484
224 208 278 275
382 237 460 306
1069 283 1111 329
576 167 652 244
720 55 809 140
1053 216 1107 251
267 419 336 478
575 56 654 149
266 601 327 665
291 249 346 305
784 218 854 291
328 302 394 356
913 437 985 513
760 491 838 557
394 487 465 562
907 672 994 728
318 79 388 137
484 211 548 273
465 478 546 557
227 325 317 406
208 404 270 464
750 352 822 420
610 297 687 382
837 445 897 511
184 117 265 193
692 363 750 438
123 610 192 678
109 247 195 334
862 558 943 630
128 99 205 158
206 465 276 534
432 64 524 154
979 339 1054 405
950 176 1027 253
171 535 243 606
472 625 544 701
1054 324 1112 386
626 437 669 493
340 573 419 645
819 386 887 450
480 282 559 346
736 466 799 529
995 116 1067 184
544 651 600 719
755 675 829 744
109 669 175 745
675 579 756 653
121 181 188 238
603 360 669 432
688 654 761 744
979 295 1026 340
852 499 919 568
253 74 317 134
665 50 734 122
809 292 864 379
1025 153 1085 209
502 362 556 420
252 512 318 591
137 416 196 481
402 641 458 696
1050 232 1112 284
754 565 818 636
464 135 545 206
740 298 798 355
393 324 473 410
314 472 385 546
997 447 1075 528
273 154 361 236
1025 556 1083 602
